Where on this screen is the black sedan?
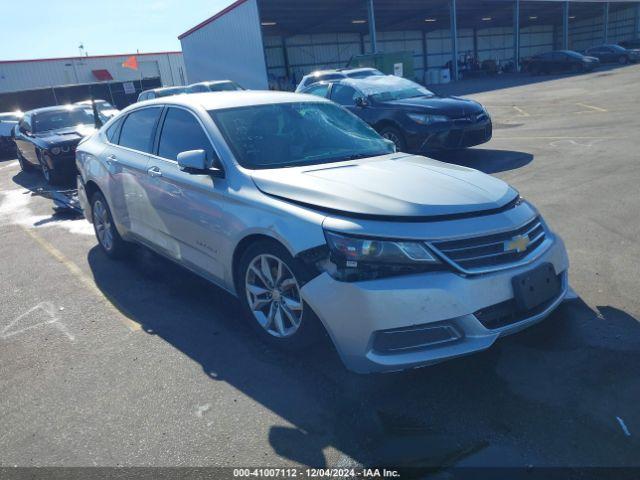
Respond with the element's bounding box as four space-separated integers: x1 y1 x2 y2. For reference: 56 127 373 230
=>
585 44 640 64
302 75 491 152
14 106 96 185
525 50 600 75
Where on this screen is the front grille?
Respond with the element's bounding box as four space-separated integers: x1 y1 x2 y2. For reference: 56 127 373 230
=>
430 217 546 273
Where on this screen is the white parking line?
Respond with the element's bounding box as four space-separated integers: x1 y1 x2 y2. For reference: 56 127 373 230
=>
575 102 608 113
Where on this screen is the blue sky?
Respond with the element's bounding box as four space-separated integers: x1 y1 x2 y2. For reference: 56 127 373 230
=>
0 0 235 61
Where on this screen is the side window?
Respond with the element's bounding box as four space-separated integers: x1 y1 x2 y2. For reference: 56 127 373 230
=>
187 84 208 93
305 84 330 98
157 108 215 162
330 85 358 106
106 117 124 143
118 107 162 153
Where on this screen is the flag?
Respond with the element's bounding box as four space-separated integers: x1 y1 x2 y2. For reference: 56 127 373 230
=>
122 55 138 70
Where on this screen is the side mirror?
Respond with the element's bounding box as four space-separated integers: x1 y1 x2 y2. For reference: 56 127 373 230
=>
177 149 208 171
355 96 368 107
177 149 223 176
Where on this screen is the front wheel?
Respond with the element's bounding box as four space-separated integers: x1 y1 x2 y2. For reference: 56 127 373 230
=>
237 241 323 350
17 149 33 172
91 191 130 259
618 55 628 65
39 153 63 185
379 126 407 152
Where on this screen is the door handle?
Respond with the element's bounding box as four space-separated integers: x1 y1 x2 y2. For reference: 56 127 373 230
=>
147 166 162 178
106 154 118 165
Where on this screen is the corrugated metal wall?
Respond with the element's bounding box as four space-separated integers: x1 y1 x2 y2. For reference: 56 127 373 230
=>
263 24 554 86
262 3 639 89
569 4 637 50
180 0 268 89
0 53 186 94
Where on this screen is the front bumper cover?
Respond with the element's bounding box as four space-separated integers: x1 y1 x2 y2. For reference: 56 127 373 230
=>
301 235 569 373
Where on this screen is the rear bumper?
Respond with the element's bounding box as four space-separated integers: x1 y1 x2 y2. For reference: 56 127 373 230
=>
301 235 569 374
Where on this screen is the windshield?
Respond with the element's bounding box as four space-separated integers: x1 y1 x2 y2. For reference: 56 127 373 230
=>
210 102 394 169
350 76 434 102
33 109 94 133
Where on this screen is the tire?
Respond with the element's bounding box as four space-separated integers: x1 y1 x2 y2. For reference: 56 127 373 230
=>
38 152 63 185
90 191 130 260
618 55 628 65
236 240 323 350
16 149 33 172
378 125 407 152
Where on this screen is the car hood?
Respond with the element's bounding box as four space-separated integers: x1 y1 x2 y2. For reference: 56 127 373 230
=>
383 96 484 116
250 154 518 219
35 124 96 145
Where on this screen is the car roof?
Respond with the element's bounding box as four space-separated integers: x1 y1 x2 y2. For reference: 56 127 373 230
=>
130 90 331 111
143 86 186 94
26 105 86 115
75 99 109 105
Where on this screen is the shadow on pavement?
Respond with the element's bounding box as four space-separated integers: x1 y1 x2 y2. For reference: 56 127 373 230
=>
429 148 533 174
86 243 640 471
429 65 633 97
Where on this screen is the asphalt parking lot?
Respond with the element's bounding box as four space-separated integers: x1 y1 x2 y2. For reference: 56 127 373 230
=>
1 65 639 473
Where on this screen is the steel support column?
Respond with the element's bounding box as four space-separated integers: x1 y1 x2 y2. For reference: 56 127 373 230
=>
281 36 290 79
636 2 640 38
603 2 610 43
450 0 459 81
367 0 377 54
514 0 520 71
562 1 569 50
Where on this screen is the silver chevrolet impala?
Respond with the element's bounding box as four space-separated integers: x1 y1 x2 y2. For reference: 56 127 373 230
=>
76 91 569 373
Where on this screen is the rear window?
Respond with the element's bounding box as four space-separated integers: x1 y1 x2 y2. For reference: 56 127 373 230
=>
118 107 162 153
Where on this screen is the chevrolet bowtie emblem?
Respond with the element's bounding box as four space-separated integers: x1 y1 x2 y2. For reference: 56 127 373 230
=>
505 234 530 253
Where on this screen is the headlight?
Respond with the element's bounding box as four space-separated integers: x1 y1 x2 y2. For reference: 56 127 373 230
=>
323 231 441 281
50 147 61 155
407 113 448 125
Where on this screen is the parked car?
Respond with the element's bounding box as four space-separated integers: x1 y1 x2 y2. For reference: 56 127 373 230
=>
0 111 22 156
301 75 491 152
525 50 599 75
137 86 186 102
75 99 120 122
618 39 640 49
295 67 384 92
15 105 96 184
584 44 640 64
186 80 244 93
76 91 569 374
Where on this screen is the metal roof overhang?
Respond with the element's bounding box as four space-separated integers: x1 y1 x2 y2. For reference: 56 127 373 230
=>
255 0 635 37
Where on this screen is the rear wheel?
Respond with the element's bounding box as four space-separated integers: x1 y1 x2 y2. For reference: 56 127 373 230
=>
379 125 407 152
237 240 323 350
91 191 130 259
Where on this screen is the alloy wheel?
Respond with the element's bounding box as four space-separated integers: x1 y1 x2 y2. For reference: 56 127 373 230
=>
382 131 402 150
93 199 114 252
244 254 303 338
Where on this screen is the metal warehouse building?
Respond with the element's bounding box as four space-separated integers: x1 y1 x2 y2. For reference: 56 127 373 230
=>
0 52 186 94
179 0 640 89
